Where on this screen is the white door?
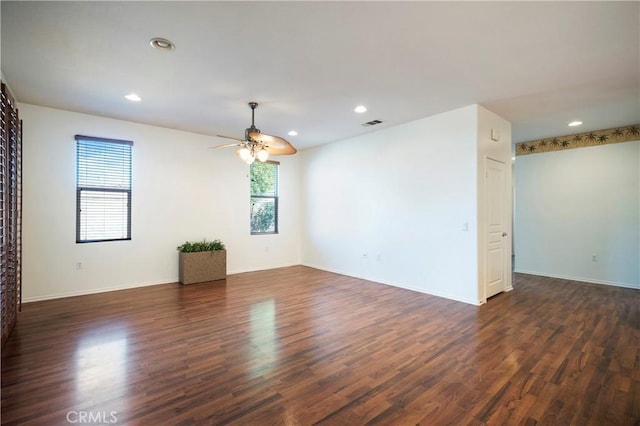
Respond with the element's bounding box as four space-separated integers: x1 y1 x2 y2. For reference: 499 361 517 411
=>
485 158 508 298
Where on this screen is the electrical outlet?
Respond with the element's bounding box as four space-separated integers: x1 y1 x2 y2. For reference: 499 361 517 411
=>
592 255 597 262
76 262 83 270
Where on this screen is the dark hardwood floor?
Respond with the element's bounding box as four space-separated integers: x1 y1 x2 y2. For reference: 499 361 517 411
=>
1 266 639 425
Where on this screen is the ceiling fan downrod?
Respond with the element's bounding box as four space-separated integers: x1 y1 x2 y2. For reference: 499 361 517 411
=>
246 102 260 141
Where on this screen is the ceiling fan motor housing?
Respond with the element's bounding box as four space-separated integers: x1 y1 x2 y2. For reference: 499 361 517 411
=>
245 127 261 142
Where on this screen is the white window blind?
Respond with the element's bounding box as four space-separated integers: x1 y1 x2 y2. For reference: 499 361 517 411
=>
76 135 132 243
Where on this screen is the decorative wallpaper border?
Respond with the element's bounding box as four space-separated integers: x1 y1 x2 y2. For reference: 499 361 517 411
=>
515 124 640 156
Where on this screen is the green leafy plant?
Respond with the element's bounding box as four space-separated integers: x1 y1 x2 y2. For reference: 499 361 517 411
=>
177 239 225 253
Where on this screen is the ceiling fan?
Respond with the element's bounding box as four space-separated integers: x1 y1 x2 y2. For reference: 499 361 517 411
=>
211 102 297 164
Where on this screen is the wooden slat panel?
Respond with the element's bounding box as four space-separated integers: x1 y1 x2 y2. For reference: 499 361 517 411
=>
0 81 21 350
0 86 7 348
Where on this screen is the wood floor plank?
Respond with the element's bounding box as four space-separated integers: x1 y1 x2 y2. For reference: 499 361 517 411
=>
2 267 639 425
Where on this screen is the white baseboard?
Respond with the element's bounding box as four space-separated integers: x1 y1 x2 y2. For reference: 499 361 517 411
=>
22 279 176 303
227 262 300 276
302 263 481 306
22 263 303 303
514 270 639 290
23 263 493 305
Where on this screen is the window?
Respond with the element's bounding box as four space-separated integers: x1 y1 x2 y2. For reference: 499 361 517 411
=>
250 161 278 234
76 135 132 243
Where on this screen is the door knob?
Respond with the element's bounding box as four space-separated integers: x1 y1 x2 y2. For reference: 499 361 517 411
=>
502 232 507 237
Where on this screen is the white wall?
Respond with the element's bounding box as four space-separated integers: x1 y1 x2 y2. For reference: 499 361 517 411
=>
300 105 482 304
515 140 640 288
20 103 301 301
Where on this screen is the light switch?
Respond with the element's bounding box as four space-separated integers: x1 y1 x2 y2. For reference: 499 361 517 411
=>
491 128 500 142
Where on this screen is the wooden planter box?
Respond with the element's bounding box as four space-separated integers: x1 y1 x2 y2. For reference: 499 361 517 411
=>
179 250 227 284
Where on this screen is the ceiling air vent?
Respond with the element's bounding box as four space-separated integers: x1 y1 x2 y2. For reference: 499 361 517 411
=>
362 119 383 127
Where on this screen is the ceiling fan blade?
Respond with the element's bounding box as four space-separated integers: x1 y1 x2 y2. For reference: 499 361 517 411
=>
264 141 297 156
248 131 287 149
216 134 245 142
209 143 241 149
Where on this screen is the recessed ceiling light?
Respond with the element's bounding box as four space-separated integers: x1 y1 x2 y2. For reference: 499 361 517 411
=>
288 130 298 136
354 105 367 113
568 121 583 127
149 37 175 51
125 93 142 102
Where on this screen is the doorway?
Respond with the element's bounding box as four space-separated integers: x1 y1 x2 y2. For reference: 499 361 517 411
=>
485 157 510 298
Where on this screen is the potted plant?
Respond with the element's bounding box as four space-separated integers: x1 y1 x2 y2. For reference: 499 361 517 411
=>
176 239 226 284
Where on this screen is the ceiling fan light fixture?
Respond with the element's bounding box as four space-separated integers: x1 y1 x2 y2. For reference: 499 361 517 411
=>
238 147 251 161
257 148 269 162
245 154 256 165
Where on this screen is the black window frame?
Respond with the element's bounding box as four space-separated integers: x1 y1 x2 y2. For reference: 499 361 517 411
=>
250 160 279 235
75 135 133 243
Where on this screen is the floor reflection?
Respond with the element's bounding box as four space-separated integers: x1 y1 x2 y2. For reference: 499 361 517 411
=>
249 299 278 377
74 328 128 412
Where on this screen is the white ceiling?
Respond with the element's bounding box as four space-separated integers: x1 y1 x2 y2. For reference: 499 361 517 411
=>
2 1 638 149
